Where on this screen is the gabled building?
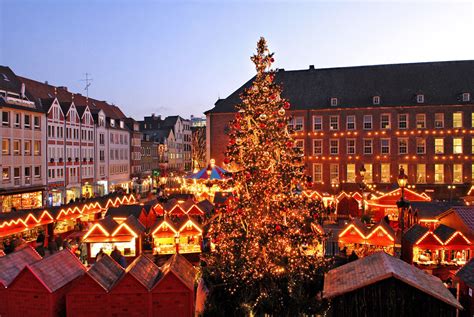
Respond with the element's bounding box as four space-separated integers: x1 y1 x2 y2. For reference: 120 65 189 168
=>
124 117 142 193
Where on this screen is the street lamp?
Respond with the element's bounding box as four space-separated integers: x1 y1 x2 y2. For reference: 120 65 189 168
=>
448 185 456 203
359 165 367 215
396 166 410 237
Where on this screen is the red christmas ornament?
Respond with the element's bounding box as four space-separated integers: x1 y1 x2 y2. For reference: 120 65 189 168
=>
229 139 236 145
278 122 286 128
270 57 275 63
235 113 242 120
224 157 231 164
259 123 266 128
286 141 294 148
275 224 281 232
234 123 241 130
283 101 290 109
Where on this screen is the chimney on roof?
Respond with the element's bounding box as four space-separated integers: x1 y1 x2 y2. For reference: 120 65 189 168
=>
152 113 155 118
58 86 68 91
21 83 26 99
309 65 315 70
44 80 48 85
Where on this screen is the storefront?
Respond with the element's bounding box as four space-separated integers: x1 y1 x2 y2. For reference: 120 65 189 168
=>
96 180 108 196
152 219 178 255
0 190 43 212
110 182 130 194
178 219 202 254
66 187 81 204
81 182 94 198
48 189 63 207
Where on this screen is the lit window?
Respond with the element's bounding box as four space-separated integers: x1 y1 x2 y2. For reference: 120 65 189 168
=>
13 140 21 155
330 98 338 106
364 163 373 183
346 139 356 155
329 116 339 130
453 164 463 184
381 163 390 183
435 138 444 154
24 140 31 156
472 113 474 128
313 163 323 183
346 115 355 130
417 164 426 183
313 139 323 155
346 164 356 183
416 138 426 154
416 94 424 103
453 138 463 154
2 139 10 155
381 138 390 154
453 112 463 128
416 114 426 129
398 114 408 129
398 138 408 154
34 141 41 156
2 167 10 181
373 96 380 105
330 139 339 155
434 164 444 184
381 114 390 129
435 113 444 128
295 139 304 151
363 139 373 155
330 164 339 183
363 115 372 130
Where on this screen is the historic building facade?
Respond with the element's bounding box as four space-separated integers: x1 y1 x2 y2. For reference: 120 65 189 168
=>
206 61 474 199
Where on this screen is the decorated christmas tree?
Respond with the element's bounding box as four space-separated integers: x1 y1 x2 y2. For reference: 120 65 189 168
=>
202 37 328 316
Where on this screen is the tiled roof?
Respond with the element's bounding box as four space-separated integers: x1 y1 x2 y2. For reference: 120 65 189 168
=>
403 224 429 244
98 216 120 234
105 205 144 219
28 249 86 292
159 254 196 290
0 245 41 286
87 254 125 291
197 199 214 214
433 224 457 243
456 258 474 289
123 215 145 234
323 252 462 309
369 219 396 239
445 207 474 233
206 60 474 114
409 202 454 220
127 254 161 290
0 66 41 111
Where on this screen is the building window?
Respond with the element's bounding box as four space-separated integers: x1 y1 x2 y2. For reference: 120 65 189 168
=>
330 164 339 183
313 139 323 155
313 164 323 183
329 116 339 130
398 114 408 129
2 111 10 126
14 113 21 128
2 167 10 181
453 164 463 184
364 164 373 183
346 115 355 130
416 138 426 154
24 115 30 129
34 166 41 178
295 139 304 152
398 138 408 154
381 114 390 129
2 139 10 155
381 163 390 183
34 116 40 129
330 98 338 106
363 115 372 130
24 167 31 178
330 139 339 155
34 141 41 156
13 167 20 180
13 140 21 156
434 138 444 154
462 92 470 102
434 164 444 184
313 116 322 131
346 139 356 155
453 112 463 128
363 139 373 155
416 114 426 129
435 113 444 128
472 113 474 128
347 164 356 183
289 116 304 131
417 164 426 183
416 94 424 103
24 140 31 156
453 138 463 154
381 138 390 154
373 96 380 105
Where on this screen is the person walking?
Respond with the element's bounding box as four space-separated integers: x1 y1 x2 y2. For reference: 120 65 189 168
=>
95 248 105 262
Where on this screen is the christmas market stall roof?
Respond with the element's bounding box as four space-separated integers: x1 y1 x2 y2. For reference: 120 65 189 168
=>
0 245 41 287
186 164 229 180
433 224 458 243
157 254 196 291
87 254 125 292
437 206 474 238
105 204 152 219
323 252 462 309
197 199 214 214
409 201 455 221
403 224 430 244
456 258 474 289
25 249 86 292
127 254 161 290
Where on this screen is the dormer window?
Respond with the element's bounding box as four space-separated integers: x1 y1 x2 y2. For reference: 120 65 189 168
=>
330 98 338 107
110 119 115 127
373 96 380 105
119 121 124 128
462 92 470 102
416 94 424 103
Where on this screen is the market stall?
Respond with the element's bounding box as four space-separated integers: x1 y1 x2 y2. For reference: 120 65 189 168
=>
151 218 178 255
177 218 202 254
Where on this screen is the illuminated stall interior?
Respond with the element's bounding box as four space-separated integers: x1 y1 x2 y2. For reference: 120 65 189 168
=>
338 219 369 257
0 190 43 212
177 218 202 254
151 218 178 255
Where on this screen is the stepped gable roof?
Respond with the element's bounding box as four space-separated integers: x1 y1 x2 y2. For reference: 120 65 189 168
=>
403 224 429 244
456 258 474 289
206 60 474 114
127 254 161 290
18 76 126 118
433 224 457 243
323 252 462 309
105 205 144 219
0 245 41 286
410 201 454 220
87 254 125 291
28 249 86 293
197 199 214 214
123 215 146 234
159 254 196 290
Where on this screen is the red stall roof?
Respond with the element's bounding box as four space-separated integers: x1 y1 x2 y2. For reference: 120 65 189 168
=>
27 249 86 292
456 258 474 289
156 254 196 291
87 254 125 292
0 245 41 286
339 219 369 244
127 255 161 290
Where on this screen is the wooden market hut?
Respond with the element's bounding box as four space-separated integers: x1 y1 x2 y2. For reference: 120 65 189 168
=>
151 218 179 255
105 204 152 223
323 252 462 317
365 220 397 255
0 246 42 316
336 195 360 218
108 255 160 317
7 249 86 317
177 217 203 254
433 224 472 266
402 224 443 266
165 199 187 217
151 254 196 317
456 258 474 317
338 219 369 256
437 206 474 241
66 254 125 317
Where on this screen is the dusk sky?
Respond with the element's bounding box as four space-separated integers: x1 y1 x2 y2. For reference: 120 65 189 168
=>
1 0 473 119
